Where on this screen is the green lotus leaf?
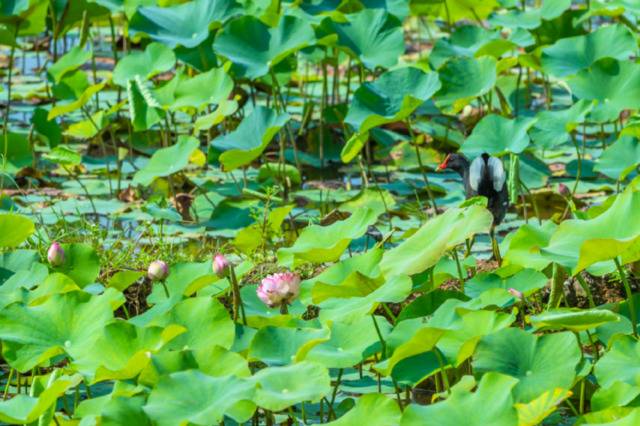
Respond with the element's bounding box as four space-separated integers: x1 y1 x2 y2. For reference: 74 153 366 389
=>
530 308 620 332
304 315 391 368
277 207 379 267
47 80 106 120
127 76 162 131
52 243 100 287
154 66 233 111
214 15 315 79
568 58 640 122
541 185 640 274
72 320 185 383
595 335 640 389
144 370 255 425
473 328 581 402
212 106 289 171
429 25 502 69
460 114 536 157
0 291 114 372
129 0 240 48
503 221 557 271
515 388 572 426
113 42 176 87
0 213 34 248
107 270 145 292
401 372 518 426
251 361 331 411
595 136 640 181
44 145 81 166
319 9 404 69
375 327 444 376
341 67 441 163
434 56 497 113
380 205 493 278
133 136 200 186
410 0 500 23
0 373 82 424
541 24 637 77
583 407 640 425
31 107 62 148
529 99 593 149
248 326 330 366
489 0 571 30
1 132 33 174
47 45 92 84
327 393 401 426
465 268 548 299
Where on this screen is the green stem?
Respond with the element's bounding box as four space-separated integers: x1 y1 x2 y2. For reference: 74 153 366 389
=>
433 348 450 394
614 257 638 338
230 268 246 325
575 273 595 308
329 369 343 420
372 315 387 358
160 280 170 298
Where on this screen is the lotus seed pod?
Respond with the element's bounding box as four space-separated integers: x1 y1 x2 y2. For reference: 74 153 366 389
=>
257 272 301 308
47 242 65 267
148 260 169 281
212 253 231 278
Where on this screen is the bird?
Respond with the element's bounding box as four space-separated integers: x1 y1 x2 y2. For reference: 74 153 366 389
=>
437 152 509 261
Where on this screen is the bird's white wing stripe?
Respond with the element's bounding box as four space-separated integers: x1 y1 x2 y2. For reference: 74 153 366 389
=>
468 156 485 192
487 156 506 192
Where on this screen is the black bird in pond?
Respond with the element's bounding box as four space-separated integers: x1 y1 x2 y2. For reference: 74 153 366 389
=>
437 152 509 261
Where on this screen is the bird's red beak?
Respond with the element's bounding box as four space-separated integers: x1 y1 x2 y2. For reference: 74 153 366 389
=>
436 154 451 171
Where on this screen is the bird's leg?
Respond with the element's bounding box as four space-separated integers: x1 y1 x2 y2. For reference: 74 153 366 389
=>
490 226 502 265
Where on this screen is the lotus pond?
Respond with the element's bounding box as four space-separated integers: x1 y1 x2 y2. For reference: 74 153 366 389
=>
3 0 640 425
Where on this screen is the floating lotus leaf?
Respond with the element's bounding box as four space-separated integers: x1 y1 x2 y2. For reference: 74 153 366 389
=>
133 136 200 186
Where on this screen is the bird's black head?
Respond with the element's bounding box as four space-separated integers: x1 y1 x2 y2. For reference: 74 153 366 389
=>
437 153 469 175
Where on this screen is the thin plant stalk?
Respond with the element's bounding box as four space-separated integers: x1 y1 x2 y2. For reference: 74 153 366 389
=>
230 268 246 325
614 257 638 338
575 273 595 308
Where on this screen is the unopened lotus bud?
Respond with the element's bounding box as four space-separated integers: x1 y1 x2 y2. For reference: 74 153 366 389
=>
212 254 231 278
47 242 65 267
257 272 301 308
558 183 571 197
147 260 169 281
508 288 523 300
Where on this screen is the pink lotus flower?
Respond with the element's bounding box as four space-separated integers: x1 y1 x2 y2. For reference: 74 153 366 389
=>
257 272 301 308
148 260 169 281
47 242 65 267
212 254 230 278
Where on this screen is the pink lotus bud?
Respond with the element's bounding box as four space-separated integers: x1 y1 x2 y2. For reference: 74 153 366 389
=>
558 183 571 197
257 272 301 308
147 260 169 281
47 242 65 267
508 288 523 299
212 254 230 278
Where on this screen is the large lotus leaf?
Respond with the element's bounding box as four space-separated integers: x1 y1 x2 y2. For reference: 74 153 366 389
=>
530 308 620 332
72 320 185 383
429 25 502 69
503 221 557 271
47 46 92 84
489 0 571 30
375 327 444 376
146 297 234 352
380 205 492 278
595 335 640 389
529 99 593 149
251 362 331 411
277 207 379 267
473 328 581 402
541 24 637 77
583 408 640 426
319 9 404 69
541 186 640 274
434 56 497 113
127 76 162 131
129 0 240 48
515 388 572 426
47 81 106 120
1 132 33 174
0 374 82 424
461 114 536 157
568 58 640 122
341 67 441 162
595 136 640 181
410 0 499 23
53 243 101 288
0 291 114 372
401 372 518 426
154 67 233 110
144 370 255 425
212 106 289 171
464 268 548 299
133 136 199 186
428 304 515 366
304 315 392 368
113 42 176 87
0 213 34 248
327 393 401 426
248 326 329 366
214 15 315 79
